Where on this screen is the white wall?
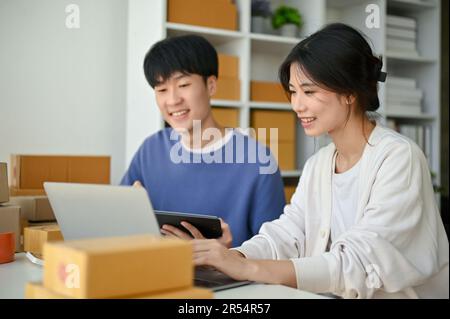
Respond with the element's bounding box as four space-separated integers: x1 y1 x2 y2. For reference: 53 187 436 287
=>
0 0 128 184
125 0 164 166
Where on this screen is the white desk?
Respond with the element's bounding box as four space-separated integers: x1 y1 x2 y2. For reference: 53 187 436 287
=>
0 253 325 299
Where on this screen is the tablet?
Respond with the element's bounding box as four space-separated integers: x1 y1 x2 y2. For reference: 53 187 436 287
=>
154 210 223 239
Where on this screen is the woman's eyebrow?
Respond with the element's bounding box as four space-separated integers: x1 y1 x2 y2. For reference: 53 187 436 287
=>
300 82 316 87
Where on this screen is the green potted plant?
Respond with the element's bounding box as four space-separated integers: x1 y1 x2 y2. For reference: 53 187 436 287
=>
272 5 302 38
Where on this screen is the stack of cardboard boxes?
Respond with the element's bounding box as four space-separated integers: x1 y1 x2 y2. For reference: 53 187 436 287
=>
214 53 241 101
212 53 241 128
10 154 110 196
167 0 238 31
26 235 212 299
251 110 297 171
1 155 110 255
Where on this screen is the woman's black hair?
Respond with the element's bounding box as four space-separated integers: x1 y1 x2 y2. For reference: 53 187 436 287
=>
279 23 385 113
143 35 218 88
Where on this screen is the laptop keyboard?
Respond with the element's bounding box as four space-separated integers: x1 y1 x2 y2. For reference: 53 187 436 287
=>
194 267 247 290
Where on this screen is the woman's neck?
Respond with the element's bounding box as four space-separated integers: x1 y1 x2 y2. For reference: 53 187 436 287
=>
330 116 375 173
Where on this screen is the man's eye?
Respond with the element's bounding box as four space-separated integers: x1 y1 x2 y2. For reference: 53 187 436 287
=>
304 91 314 95
156 88 167 93
179 83 191 88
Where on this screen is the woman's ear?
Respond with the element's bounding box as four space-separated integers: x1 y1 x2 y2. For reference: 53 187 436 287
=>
206 75 217 97
345 94 356 105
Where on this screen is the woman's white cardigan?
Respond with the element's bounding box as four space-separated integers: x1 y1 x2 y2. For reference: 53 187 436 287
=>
236 125 449 298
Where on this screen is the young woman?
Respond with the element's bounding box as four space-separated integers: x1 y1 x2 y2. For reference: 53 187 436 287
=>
192 23 449 299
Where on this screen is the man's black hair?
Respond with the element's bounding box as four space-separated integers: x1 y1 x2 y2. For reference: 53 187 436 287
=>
143 35 218 88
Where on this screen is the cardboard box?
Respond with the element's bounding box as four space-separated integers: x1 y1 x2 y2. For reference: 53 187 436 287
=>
10 155 111 190
218 54 239 78
250 81 289 103
0 163 9 203
284 185 297 203
43 235 193 298
8 196 55 222
0 205 21 252
24 224 63 258
25 282 212 299
274 141 296 171
251 110 297 143
168 0 237 31
211 107 239 128
214 77 240 101
9 188 46 196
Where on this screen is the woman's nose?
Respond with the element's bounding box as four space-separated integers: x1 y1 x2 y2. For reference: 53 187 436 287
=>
291 95 306 113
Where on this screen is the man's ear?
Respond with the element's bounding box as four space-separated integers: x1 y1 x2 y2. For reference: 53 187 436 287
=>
206 75 217 97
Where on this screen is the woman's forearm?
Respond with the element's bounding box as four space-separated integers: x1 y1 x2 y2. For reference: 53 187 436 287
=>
244 259 297 288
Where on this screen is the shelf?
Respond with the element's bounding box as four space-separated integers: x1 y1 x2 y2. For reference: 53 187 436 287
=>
281 170 302 178
327 0 367 9
386 51 436 63
165 22 243 45
387 0 436 11
383 112 436 121
250 33 301 45
251 33 301 55
249 102 292 111
211 100 243 108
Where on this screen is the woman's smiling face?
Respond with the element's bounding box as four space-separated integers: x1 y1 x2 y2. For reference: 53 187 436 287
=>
288 63 353 137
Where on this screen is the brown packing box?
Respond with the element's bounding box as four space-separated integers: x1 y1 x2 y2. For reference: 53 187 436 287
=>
10 155 111 190
284 185 297 203
251 109 297 143
0 163 9 203
250 81 289 103
8 196 55 221
273 141 296 171
24 224 63 258
214 77 240 101
218 54 239 78
0 205 21 252
252 138 296 171
167 0 237 31
9 188 46 196
43 235 193 298
211 107 239 128
25 282 212 299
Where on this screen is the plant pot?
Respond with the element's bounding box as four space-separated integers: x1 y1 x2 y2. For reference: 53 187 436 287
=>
264 17 277 35
251 16 265 33
280 24 298 38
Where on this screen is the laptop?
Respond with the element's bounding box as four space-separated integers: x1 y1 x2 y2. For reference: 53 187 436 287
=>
43 182 251 291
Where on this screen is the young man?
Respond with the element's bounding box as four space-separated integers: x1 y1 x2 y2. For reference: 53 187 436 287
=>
121 35 285 247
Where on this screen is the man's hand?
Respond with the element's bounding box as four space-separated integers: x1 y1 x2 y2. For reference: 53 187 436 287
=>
133 181 143 188
161 218 233 248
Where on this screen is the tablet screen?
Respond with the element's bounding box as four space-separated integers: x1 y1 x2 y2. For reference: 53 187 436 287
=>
154 210 223 239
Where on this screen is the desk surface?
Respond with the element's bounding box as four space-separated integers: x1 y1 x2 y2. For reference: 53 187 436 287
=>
0 254 325 299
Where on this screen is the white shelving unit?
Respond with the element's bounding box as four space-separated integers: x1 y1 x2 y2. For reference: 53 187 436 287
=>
126 0 441 189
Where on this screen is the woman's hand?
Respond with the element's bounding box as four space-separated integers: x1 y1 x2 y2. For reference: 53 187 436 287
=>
193 239 252 282
160 218 233 248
